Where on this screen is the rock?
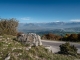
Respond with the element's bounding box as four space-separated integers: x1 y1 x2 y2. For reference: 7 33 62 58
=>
37 35 42 45
7 38 10 40
17 33 42 47
5 56 10 60
5 53 10 60
0 36 3 38
17 34 27 42
44 46 52 52
0 39 2 40
26 46 31 50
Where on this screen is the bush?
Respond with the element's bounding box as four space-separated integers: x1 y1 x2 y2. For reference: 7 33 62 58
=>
62 34 80 42
69 34 78 42
59 42 78 55
41 33 62 40
0 18 18 35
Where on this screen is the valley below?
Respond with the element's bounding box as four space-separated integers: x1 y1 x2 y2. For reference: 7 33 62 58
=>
18 22 80 36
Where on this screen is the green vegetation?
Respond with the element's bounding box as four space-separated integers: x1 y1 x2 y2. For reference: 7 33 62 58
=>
41 33 62 40
41 33 80 42
62 34 80 42
59 42 78 56
0 18 80 60
0 34 80 60
0 18 18 35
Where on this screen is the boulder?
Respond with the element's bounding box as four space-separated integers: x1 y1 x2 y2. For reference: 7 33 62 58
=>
17 33 42 47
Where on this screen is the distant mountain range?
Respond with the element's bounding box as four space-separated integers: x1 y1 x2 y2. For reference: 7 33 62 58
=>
18 22 80 34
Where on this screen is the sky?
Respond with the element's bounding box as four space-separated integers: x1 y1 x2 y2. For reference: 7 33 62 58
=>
0 0 80 23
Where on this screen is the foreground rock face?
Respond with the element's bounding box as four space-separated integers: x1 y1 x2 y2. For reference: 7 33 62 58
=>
17 33 42 46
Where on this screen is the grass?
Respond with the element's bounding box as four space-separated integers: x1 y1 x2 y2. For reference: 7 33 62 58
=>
0 34 80 60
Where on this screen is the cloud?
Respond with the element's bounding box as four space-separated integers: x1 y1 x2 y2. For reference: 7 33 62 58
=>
20 17 30 20
70 19 80 22
55 21 60 22
53 20 60 22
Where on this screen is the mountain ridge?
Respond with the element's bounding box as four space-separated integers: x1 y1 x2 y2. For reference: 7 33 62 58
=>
18 22 80 30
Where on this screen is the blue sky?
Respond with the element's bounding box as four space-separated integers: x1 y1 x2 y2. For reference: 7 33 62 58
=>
0 0 80 23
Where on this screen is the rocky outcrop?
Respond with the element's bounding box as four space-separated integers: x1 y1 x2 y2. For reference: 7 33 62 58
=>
17 33 42 47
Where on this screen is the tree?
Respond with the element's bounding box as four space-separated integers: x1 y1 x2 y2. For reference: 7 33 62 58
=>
78 34 80 41
41 33 62 40
69 34 78 42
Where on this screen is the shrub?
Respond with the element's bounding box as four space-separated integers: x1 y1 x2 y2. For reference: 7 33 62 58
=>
78 34 80 41
62 34 80 42
59 42 78 56
0 18 18 35
69 34 78 42
41 33 62 40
